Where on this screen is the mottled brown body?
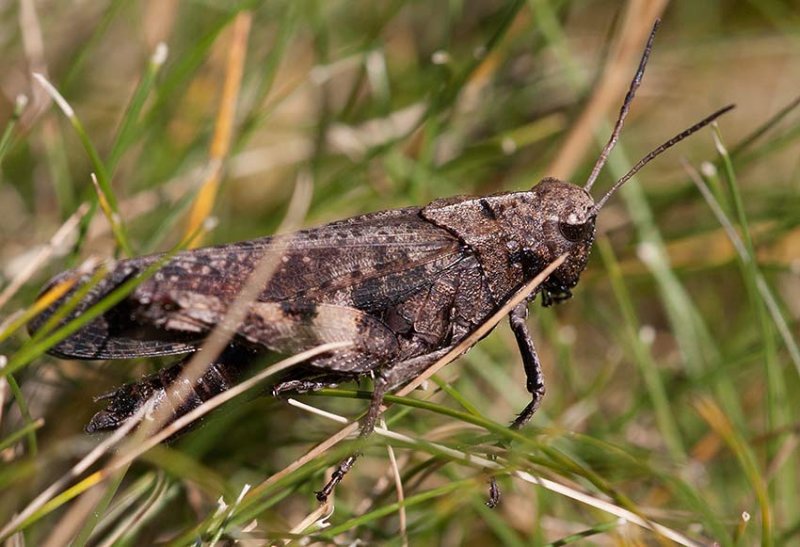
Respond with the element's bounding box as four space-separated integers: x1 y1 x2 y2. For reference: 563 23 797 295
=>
29 179 595 434
28 18 733 501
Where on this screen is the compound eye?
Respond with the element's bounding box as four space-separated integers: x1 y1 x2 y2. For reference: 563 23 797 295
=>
558 220 593 242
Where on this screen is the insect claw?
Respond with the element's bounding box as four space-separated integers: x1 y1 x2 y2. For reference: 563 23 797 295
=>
85 410 119 433
317 454 359 502
486 477 501 508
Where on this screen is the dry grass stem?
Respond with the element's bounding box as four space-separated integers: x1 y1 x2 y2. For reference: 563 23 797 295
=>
288 399 703 547
547 1 667 181
384 427 408 547
0 203 89 310
185 10 253 248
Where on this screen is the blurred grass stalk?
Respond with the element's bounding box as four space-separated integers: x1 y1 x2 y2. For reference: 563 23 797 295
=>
1 1 799 545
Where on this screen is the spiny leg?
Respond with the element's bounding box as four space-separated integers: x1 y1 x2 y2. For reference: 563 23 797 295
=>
541 287 572 308
315 304 545 503
383 344 506 507
509 302 545 430
486 477 501 509
271 373 350 396
316 372 390 502
484 302 545 507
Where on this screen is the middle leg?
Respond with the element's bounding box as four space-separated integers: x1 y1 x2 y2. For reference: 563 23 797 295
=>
315 347 455 501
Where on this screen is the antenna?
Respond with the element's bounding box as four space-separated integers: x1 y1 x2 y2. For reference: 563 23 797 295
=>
590 104 736 214
584 19 660 192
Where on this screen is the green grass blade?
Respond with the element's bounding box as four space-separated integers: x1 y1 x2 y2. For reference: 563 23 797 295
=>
32 74 133 256
598 237 686 460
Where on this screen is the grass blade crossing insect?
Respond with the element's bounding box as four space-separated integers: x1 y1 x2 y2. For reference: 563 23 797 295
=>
28 18 733 500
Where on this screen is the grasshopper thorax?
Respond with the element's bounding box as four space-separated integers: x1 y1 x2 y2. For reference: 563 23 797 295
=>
421 178 597 303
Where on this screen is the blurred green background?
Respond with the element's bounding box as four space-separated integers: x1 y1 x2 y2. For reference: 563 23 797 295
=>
1 1 799 545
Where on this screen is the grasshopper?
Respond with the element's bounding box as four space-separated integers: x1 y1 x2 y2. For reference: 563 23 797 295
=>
29 20 732 500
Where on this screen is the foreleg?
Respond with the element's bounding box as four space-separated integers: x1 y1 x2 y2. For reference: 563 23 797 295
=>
508 302 545 430
481 303 546 506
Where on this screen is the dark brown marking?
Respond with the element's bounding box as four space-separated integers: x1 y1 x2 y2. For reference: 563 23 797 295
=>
479 198 497 220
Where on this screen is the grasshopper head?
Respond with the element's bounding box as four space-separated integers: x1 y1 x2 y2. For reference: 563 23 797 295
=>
524 18 733 298
528 86 733 295
528 178 596 291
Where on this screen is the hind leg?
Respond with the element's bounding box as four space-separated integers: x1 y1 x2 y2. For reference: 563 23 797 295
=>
86 344 256 433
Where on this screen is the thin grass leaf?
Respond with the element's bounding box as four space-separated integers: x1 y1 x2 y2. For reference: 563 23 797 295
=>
695 397 773 545
70 466 130 547
106 43 170 173
429 375 485 417
691 133 800 530
32 73 133 256
546 519 622 546
139 1 258 133
0 416 43 453
60 0 128 93
0 95 27 165
598 237 686 460
139 445 231 498
612 151 746 426
711 128 800 375
473 497 528 547
94 474 173 547
318 479 471 538
234 2 299 145
14 467 109 535
3 372 38 456
730 94 800 158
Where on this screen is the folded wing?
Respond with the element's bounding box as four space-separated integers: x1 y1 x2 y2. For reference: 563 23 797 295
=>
29 207 465 359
